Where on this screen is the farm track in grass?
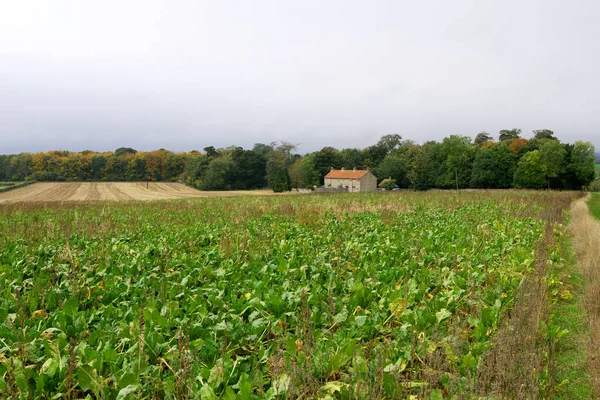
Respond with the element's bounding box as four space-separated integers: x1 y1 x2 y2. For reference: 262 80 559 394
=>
573 194 600 395
0 182 281 203
0 190 584 398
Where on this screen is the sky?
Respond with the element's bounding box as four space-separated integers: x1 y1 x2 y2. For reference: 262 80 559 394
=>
1 0 599 155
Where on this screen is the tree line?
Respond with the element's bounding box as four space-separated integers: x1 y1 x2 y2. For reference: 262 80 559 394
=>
0 129 596 191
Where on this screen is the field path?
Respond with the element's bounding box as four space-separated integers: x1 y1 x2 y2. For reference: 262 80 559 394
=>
569 195 600 396
0 182 278 203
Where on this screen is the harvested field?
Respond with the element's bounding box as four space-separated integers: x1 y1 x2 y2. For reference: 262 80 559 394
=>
0 182 277 203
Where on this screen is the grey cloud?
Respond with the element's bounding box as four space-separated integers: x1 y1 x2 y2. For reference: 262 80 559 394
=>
1 0 599 154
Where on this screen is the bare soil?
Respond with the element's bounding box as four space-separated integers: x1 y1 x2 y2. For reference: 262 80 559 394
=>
0 182 278 203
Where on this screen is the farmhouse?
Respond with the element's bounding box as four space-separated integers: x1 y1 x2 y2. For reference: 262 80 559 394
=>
324 168 377 192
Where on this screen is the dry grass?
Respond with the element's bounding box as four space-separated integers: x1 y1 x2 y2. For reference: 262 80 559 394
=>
476 192 581 399
0 182 281 203
569 195 600 396
477 226 551 398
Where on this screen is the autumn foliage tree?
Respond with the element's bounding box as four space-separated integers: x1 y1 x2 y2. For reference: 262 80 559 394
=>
0 130 596 191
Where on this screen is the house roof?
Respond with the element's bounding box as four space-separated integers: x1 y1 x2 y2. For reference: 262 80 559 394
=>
324 169 369 179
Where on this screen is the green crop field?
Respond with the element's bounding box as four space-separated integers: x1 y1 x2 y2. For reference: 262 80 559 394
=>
0 191 582 398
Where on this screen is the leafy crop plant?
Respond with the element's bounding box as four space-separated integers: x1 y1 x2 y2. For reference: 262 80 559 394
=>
0 191 581 398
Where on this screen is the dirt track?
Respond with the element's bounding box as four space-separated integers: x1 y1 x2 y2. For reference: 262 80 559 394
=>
0 182 276 203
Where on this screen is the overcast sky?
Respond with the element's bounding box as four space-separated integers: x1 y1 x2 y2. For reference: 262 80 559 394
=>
1 0 599 155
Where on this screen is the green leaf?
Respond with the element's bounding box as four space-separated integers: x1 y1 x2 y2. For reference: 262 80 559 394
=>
319 381 347 395
383 358 407 373
389 297 407 319
272 373 290 395
76 365 101 396
332 307 348 325
435 308 452 324
201 383 218 400
225 386 237 400
40 357 58 377
181 275 190 286
354 315 367 327
238 373 253 400
63 298 79 315
208 360 224 386
117 384 139 400
462 352 477 369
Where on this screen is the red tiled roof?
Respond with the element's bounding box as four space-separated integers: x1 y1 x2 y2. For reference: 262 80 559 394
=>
324 169 369 179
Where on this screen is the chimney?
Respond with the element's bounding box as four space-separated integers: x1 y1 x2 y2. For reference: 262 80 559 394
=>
341 167 345 171
330 166 334 171
353 166 356 172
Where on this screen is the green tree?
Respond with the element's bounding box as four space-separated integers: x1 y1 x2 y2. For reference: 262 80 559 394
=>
499 129 522 142
380 178 397 190
229 148 267 189
267 151 290 192
474 131 493 147
533 129 556 140
266 142 296 192
288 158 304 189
163 153 186 181
91 155 107 180
102 155 128 181
513 150 546 188
181 154 209 187
570 141 596 188
9 153 33 181
288 154 320 188
439 135 474 189
539 140 566 189
252 143 273 159
407 142 444 190
202 156 233 190
376 134 403 154
340 148 364 170
203 146 218 158
62 153 91 181
361 145 388 169
313 147 343 184
470 144 516 188
0 155 11 181
376 156 406 187
125 154 147 181
114 147 137 157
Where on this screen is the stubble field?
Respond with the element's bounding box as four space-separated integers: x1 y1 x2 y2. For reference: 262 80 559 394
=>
0 182 277 203
0 190 585 399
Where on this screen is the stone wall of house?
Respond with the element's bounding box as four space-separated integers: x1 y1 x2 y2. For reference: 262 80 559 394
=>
324 178 360 191
359 172 377 192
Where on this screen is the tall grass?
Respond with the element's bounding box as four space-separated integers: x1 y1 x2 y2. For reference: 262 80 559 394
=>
588 192 600 220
